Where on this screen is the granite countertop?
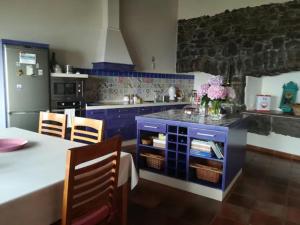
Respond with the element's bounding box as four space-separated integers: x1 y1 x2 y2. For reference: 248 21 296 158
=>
137 109 243 127
85 101 190 110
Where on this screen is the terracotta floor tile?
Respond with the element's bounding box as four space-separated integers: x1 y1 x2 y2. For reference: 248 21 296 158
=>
256 188 287 205
226 193 256 209
250 210 283 225
286 207 300 225
253 200 286 219
210 216 246 225
232 181 259 197
218 203 250 224
287 196 300 209
127 149 300 225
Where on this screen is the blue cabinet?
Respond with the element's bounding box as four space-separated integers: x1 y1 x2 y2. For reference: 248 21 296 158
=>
85 104 187 141
135 114 247 200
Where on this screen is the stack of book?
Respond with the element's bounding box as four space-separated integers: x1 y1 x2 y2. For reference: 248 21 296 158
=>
190 140 224 159
209 141 224 159
153 137 166 149
190 140 212 157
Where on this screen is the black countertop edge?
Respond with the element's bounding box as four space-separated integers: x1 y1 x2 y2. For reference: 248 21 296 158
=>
242 110 300 120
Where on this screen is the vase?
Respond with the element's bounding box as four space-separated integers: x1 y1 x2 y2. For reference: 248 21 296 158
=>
210 100 222 120
199 104 209 117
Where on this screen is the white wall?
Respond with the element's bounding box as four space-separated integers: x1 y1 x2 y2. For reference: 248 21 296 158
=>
246 72 300 110
246 72 300 156
178 0 290 19
120 0 178 73
0 0 105 68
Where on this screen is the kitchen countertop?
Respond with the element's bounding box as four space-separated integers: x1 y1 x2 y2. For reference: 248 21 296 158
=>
243 110 300 120
85 101 190 110
136 109 243 127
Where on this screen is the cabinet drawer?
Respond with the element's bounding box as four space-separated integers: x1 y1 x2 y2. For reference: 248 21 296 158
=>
152 106 162 113
189 128 226 142
139 107 153 115
107 118 135 128
138 122 166 133
107 108 138 114
106 124 136 140
85 110 106 120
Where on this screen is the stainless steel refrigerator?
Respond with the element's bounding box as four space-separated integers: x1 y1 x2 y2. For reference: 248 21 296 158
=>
0 39 50 132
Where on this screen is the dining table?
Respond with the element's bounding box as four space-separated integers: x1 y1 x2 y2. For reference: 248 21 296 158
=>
0 127 138 225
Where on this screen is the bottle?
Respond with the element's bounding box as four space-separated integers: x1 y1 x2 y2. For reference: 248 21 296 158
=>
133 95 138 104
50 52 56 73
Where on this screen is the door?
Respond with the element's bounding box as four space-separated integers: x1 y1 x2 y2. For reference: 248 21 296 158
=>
9 112 40 132
4 44 50 131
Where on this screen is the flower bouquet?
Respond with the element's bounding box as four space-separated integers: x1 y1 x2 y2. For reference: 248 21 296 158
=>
197 75 236 120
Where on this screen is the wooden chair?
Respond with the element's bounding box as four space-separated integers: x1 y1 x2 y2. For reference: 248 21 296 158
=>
38 112 67 139
70 117 104 144
61 135 122 225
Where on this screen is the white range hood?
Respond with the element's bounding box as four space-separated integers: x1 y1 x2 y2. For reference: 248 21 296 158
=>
98 0 133 66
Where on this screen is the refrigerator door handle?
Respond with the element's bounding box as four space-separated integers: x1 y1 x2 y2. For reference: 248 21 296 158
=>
9 110 49 115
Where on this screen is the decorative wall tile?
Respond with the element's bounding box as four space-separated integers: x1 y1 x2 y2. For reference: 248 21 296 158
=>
85 72 194 102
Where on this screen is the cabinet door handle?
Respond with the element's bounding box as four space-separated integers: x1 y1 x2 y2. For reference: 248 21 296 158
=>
144 125 158 129
196 132 216 137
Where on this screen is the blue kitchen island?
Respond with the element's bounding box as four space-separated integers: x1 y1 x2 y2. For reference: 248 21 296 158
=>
136 110 247 201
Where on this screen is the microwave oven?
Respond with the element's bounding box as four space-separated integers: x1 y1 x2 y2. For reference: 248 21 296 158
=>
50 77 85 100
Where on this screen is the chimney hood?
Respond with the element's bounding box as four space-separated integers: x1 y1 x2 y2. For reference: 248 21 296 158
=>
93 0 134 71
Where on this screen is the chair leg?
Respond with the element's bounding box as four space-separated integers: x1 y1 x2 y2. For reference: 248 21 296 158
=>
121 181 129 225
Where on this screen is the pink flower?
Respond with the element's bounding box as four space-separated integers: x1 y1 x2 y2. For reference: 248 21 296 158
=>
207 85 227 100
197 83 210 97
208 75 224 86
226 87 236 100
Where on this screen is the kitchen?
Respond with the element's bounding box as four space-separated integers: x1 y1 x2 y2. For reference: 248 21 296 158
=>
0 0 300 225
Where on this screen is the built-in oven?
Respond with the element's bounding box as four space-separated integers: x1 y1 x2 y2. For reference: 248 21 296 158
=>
52 100 85 117
50 75 87 117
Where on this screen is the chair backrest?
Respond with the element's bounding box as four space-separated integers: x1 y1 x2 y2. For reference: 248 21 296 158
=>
38 112 67 139
61 135 122 225
70 117 104 144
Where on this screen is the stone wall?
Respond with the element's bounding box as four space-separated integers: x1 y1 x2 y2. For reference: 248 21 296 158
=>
177 0 300 78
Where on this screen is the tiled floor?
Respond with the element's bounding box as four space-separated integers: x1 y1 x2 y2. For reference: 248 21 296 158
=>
127 150 300 225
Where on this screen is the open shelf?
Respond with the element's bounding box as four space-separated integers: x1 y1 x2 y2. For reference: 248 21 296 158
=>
189 151 224 163
139 144 165 151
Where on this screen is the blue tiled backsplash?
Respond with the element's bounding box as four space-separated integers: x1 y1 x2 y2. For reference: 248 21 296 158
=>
83 70 194 102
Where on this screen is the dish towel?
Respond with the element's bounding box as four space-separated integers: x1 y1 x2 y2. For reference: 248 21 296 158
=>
64 108 75 128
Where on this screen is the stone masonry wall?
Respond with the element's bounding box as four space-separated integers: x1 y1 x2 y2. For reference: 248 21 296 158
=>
177 0 300 78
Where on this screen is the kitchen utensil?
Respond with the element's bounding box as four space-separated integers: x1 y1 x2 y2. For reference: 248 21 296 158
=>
168 86 176 101
123 95 130 104
65 65 73 74
54 64 62 73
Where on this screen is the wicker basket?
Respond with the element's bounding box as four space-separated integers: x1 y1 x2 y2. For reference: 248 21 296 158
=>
293 104 300 116
190 163 222 183
140 153 164 170
141 137 153 145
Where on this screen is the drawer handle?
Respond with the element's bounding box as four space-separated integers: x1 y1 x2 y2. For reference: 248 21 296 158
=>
144 125 158 129
196 132 216 137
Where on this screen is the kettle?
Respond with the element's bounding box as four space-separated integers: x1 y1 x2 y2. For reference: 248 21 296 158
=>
168 86 176 101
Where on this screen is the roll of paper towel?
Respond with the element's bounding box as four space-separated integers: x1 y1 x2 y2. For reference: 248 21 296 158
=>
64 108 75 128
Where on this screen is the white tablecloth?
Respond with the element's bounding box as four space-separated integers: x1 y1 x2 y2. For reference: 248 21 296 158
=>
0 128 138 225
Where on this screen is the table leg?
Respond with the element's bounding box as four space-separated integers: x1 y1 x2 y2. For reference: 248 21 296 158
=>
121 181 129 225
